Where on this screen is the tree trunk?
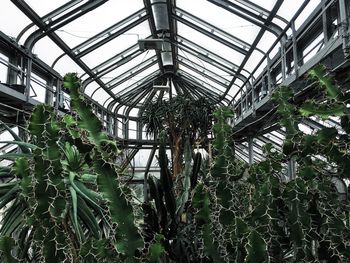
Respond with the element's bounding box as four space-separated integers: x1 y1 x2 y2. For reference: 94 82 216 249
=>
172 136 183 179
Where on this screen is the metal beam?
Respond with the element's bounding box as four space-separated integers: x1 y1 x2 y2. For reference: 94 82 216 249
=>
144 146 157 177
114 71 159 98
107 72 160 111
17 0 84 41
168 0 179 71
177 70 225 102
178 61 227 91
81 43 143 86
116 87 152 114
10 0 122 104
339 0 350 57
208 0 286 38
121 147 141 171
224 0 285 102
144 0 167 72
179 73 230 102
177 54 230 84
174 14 248 55
23 0 109 48
175 7 256 53
74 10 149 58
176 35 251 80
105 56 158 90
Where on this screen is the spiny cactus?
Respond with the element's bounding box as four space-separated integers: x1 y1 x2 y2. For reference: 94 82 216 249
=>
192 65 350 263
0 73 144 262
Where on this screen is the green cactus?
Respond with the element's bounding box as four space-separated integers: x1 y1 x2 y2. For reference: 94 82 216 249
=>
0 73 144 262
0 236 19 263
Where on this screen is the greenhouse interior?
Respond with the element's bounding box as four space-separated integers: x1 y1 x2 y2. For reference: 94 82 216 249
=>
0 0 350 262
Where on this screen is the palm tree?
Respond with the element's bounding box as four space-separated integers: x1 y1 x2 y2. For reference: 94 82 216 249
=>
141 95 215 178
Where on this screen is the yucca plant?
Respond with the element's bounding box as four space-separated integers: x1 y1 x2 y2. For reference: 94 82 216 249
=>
143 131 203 263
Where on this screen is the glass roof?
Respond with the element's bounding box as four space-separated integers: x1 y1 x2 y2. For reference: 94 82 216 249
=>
0 0 321 118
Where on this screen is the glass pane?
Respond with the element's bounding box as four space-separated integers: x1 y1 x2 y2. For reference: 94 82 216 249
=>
56 1 145 48
177 0 260 44
81 21 151 68
177 22 245 64
53 56 85 76
0 2 31 38
85 82 99 97
179 69 226 99
91 88 111 106
244 50 264 73
134 149 158 167
111 65 159 95
179 64 226 93
25 0 72 17
177 49 232 81
101 50 157 81
248 0 277 11
227 83 241 99
256 31 278 53
33 37 64 65
277 0 320 26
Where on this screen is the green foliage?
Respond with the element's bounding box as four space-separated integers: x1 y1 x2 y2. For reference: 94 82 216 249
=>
143 132 207 262
0 236 18 263
191 106 248 262
299 65 348 119
176 138 192 217
141 95 214 141
245 230 268 263
308 65 341 99
0 73 142 262
193 183 224 263
148 234 165 262
300 100 346 119
141 95 214 177
191 66 350 263
1 66 349 262
94 158 143 259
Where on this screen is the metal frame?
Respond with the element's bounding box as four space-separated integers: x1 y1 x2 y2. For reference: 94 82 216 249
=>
0 0 349 163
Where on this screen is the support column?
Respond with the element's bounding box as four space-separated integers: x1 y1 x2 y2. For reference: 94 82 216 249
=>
123 118 129 139
291 21 299 77
55 79 62 110
251 79 256 117
240 90 243 117
25 58 32 102
114 117 119 138
6 52 18 85
280 39 287 81
339 0 350 57
287 157 296 180
322 2 332 43
143 146 156 202
266 57 272 92
45 77 54 106
248 136 254 165
137 121 142 141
